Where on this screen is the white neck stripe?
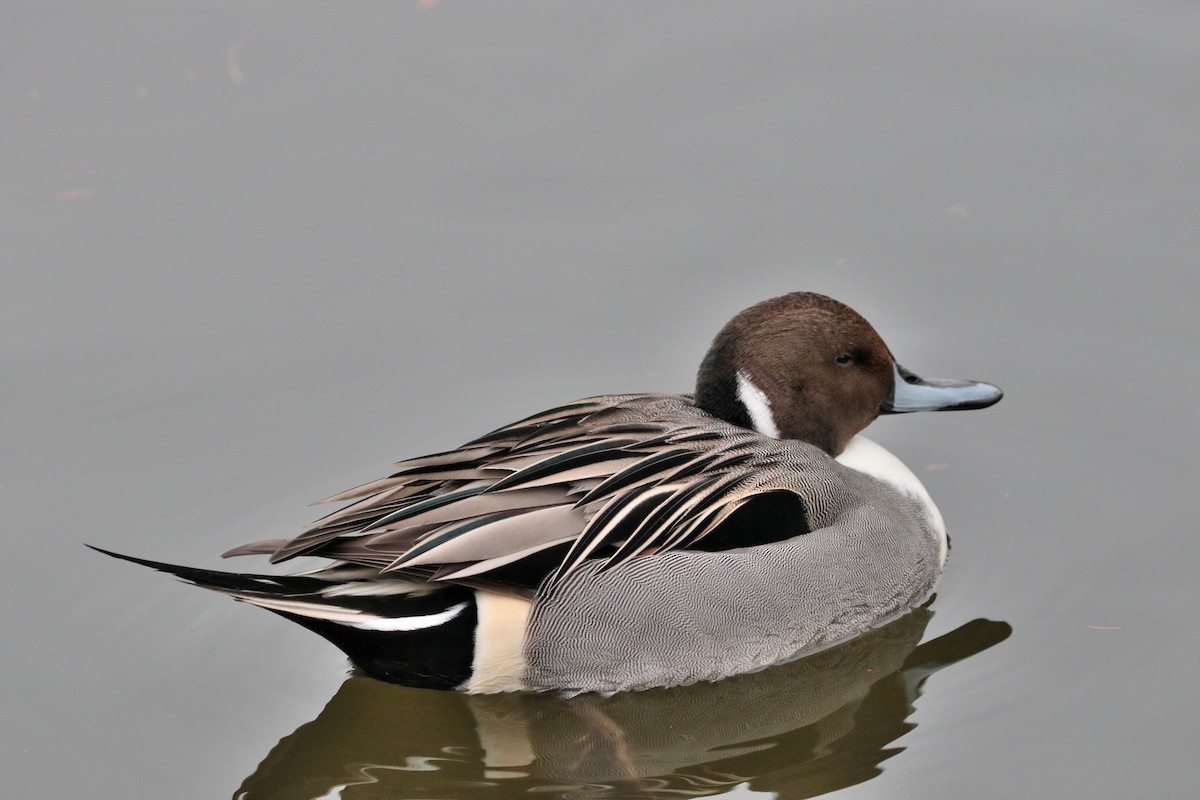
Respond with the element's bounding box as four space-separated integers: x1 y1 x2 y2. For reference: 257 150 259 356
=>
735 370 780 438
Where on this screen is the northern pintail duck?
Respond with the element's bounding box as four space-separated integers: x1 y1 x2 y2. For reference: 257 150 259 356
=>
96 292 1002 693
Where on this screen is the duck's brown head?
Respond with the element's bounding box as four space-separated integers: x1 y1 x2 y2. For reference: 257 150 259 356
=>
694 292 1002 456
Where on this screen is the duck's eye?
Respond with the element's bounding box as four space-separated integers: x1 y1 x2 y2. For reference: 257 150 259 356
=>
835 354 853 365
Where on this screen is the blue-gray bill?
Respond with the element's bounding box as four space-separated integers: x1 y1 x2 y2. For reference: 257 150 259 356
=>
881 363 1004 414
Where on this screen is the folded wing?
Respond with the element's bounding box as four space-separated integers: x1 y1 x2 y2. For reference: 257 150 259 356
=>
228 395 823 595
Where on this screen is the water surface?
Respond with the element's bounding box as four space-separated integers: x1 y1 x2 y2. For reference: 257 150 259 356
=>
4 2 1199 799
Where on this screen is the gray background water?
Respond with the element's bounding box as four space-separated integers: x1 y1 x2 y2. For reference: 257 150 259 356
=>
4 2 1198 798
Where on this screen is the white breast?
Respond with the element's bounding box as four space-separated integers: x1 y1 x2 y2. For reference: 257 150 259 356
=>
835 435 948 566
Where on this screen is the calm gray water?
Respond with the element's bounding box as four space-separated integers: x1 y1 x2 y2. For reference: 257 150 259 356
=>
4 2 1199 798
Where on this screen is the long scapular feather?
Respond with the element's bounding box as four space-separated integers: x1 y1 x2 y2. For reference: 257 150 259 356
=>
304 482 441 531
483 439 640 492
387 444 507 473
361 484 492 532
573 448 696 507
428 533 577 581
475 398 615 433
599 480 714 569
388 504 586 569
601 472 744 569
653 473 753 553
548 484 679 586
367 488 564 536
222 539 291 558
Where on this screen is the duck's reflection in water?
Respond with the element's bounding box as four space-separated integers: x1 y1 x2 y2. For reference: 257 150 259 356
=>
234 606 1010 800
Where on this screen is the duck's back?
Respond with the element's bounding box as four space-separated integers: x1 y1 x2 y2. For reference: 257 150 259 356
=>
263 393 847 594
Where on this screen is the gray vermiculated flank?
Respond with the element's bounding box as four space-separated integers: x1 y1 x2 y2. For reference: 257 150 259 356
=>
523 464 942 693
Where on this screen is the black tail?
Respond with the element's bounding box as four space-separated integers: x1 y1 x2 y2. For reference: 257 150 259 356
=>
87 545 336 595
89 545 479 689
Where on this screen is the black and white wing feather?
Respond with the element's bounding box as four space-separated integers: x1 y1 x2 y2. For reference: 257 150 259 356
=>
229 394 830 595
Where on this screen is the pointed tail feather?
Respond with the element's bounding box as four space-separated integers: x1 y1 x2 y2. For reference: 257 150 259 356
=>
88 544 481 689
86 545 332 596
